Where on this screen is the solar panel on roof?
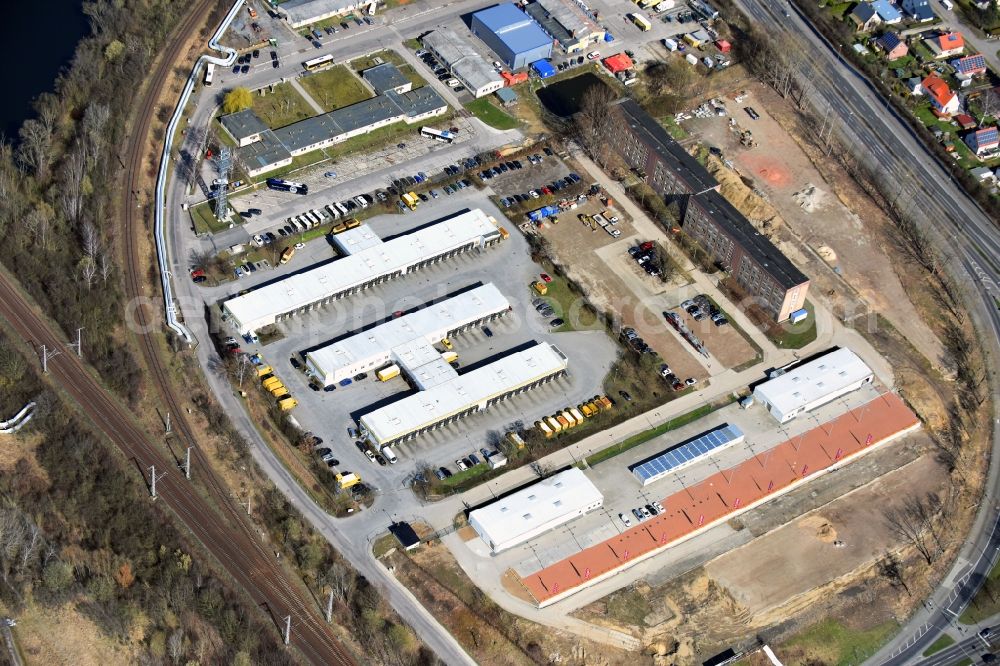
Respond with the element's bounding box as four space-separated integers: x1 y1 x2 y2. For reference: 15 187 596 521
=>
630 424 745 485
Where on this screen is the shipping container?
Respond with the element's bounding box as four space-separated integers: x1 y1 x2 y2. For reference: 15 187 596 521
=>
377 364 401 381
545 416 563 432
505 432 526 449
536 420 554 438
556 414 570 429
335 472 361 488
569 407 585 424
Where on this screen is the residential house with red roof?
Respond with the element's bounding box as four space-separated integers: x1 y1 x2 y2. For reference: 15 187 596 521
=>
921 73 959 117
926 31 965 58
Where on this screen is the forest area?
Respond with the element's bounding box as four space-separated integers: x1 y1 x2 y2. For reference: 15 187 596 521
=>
0 0 439 663
0 0 229 401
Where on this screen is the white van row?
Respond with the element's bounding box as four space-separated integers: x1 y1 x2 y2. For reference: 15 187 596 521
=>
271 194 375 238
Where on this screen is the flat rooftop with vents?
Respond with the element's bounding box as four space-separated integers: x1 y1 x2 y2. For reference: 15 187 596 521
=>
469 468 603 552
358 342 568 447
222 210 502 334
753 348 874 423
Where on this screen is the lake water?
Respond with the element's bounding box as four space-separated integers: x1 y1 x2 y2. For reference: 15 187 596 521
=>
2 1 88 139
535 73 614 117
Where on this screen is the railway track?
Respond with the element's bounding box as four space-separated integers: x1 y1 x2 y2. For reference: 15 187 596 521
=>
0 2 357 664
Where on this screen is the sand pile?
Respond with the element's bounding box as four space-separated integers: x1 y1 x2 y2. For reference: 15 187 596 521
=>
705 155 782 237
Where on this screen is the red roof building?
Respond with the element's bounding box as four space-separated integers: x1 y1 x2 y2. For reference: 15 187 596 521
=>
501 71 528 86
602 53 634 74
715 39 731 53
921 73 959 117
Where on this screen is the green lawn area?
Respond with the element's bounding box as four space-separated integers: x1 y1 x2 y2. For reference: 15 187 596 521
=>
349 49 405 71
585 399 730 466
403 37 422 51
660 115 688 140
440 462 490 489
252 82 315 128
325 119 418 160
465 97 518 130
766 300 818 350
398 64 427 89
960 557 1000 623
780 618 897 665
922 634 955 656
605 588 652 627
190 200 240 235
299 65 373 112
827 1 853 18
531 274 602 333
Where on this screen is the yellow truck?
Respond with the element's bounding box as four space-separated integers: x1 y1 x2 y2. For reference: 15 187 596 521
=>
545 416 562 433
402 192 419 210
277 397 298 411
440 350 458 364
376 364 401 381
331 223 347 234
440 337 453 350
280 246 295 265
256 365 273 377
269 384 288 397
336 472 361 489
345 218 361 229
262 376 283 390
536 420 554 438
498 226 510 240
597 395 614 410
532 281 548 295
569 407 585 424
561 410 578 427
555 414 570 429
506 432 526 449
580 403 596 417
631 12 652 31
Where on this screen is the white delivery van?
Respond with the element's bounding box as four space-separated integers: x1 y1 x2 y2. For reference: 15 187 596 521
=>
381 445 397 464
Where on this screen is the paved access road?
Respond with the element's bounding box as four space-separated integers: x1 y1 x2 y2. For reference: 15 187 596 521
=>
732 1 1000 664
912 626 997 666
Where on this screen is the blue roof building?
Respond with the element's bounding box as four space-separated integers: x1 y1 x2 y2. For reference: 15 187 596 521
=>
471 4 554 70
871 0 902 23
902 0 935 21
531 59 556 78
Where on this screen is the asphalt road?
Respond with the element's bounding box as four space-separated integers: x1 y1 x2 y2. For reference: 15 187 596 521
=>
731 0 1000 663
913 626 996 666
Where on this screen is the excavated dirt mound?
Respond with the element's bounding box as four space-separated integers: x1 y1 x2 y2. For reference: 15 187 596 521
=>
705 156 783 238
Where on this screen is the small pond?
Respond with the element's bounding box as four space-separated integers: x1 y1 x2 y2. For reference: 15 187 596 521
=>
535 73 615 117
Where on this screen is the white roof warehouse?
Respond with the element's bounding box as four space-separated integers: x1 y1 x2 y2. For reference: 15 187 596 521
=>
469 468 603 552
359 342 568 447
304 283 512 386
752 347 874 423
222 210 502 334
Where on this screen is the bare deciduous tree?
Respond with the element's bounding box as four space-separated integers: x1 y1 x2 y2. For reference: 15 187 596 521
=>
326 561 355 603
884 493 945 565
877 551 910 596
17 119 52 180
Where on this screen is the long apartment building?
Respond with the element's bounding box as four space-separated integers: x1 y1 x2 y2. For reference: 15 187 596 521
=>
605 99 809 322
222 210 503 334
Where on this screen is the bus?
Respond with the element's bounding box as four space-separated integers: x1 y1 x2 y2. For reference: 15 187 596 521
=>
303 54 335 72
204 62 215 86
630 12 652 31
266 178 309 195
419 126 455 144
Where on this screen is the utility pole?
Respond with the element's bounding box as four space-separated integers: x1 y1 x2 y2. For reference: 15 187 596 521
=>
325 590 334 623
68 327 83 358
283 615 291 646
183 447 192 480
247 493 252 516
165 411 172 435
40 345 61 374
149 465 166 500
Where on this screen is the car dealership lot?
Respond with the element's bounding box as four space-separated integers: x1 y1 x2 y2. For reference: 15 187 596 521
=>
237 195 620 492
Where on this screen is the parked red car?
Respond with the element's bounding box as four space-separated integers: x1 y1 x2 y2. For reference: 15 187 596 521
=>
540 273 552 283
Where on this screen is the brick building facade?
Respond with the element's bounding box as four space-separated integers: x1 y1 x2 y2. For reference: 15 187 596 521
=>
605 99 809 322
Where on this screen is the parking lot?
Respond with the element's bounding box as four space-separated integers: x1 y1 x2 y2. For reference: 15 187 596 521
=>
232 195 621 494
469 379 886 576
